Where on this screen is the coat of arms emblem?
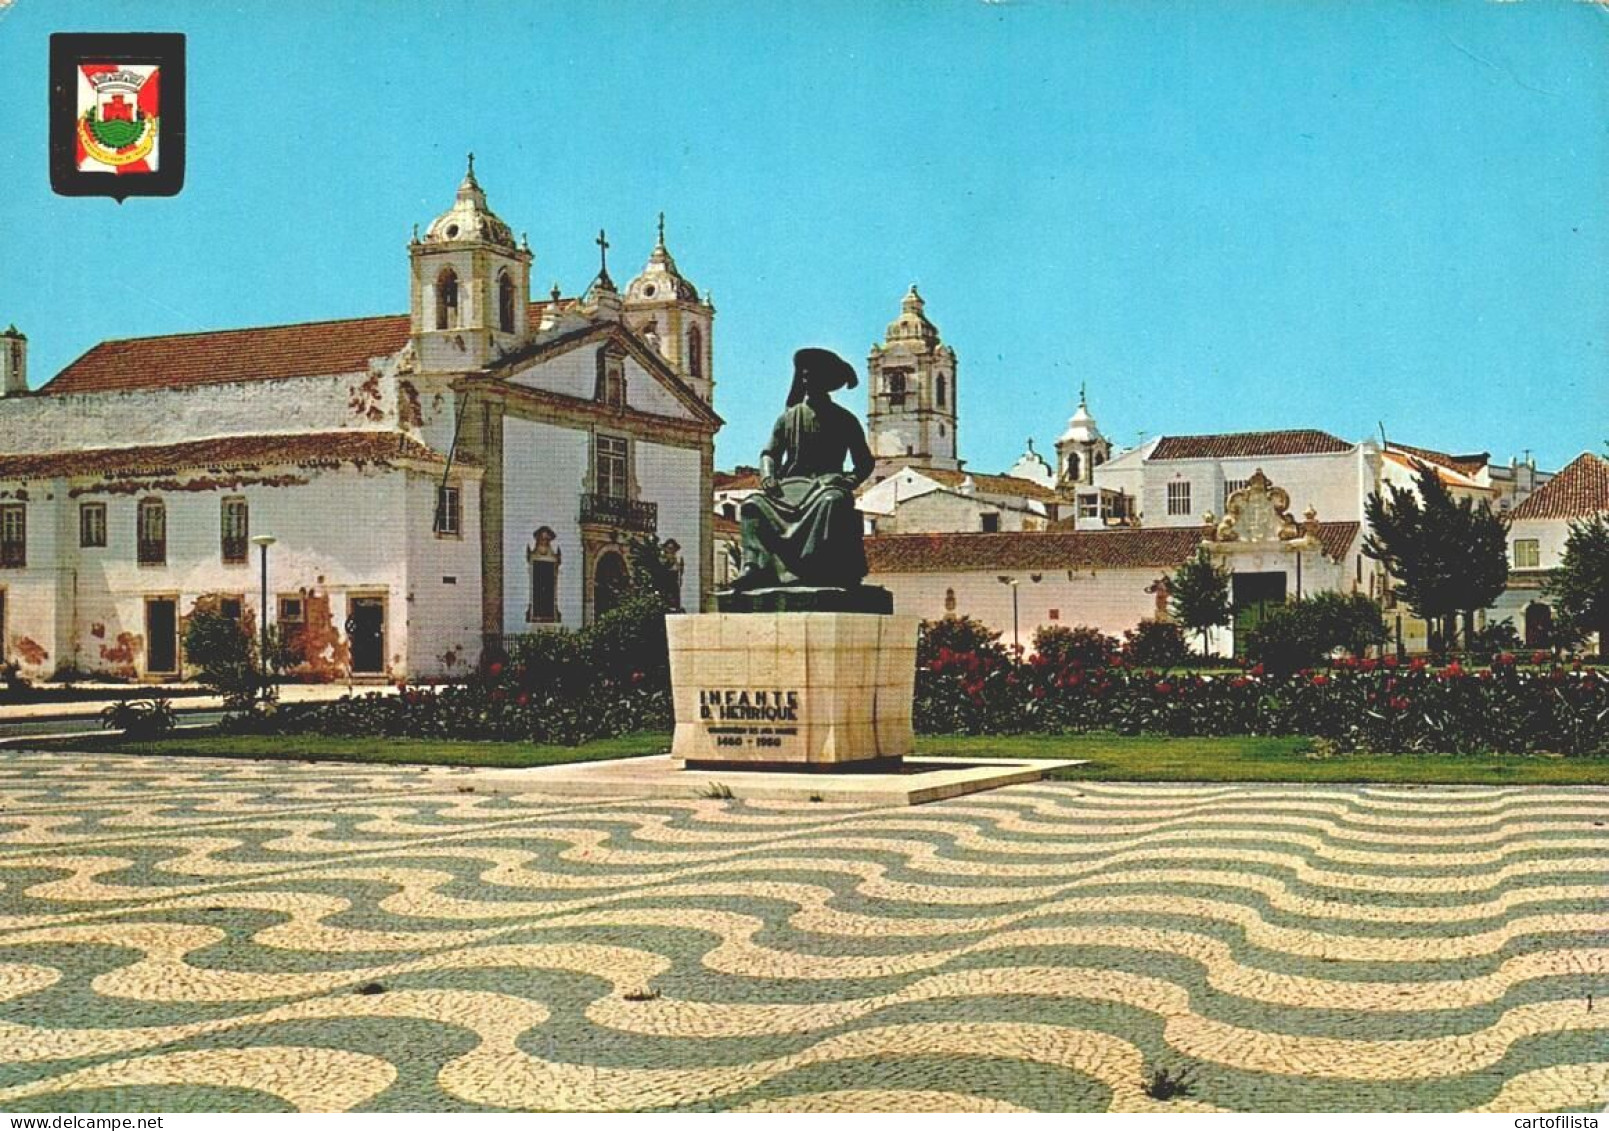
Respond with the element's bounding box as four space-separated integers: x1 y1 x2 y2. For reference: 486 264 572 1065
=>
50 33 185 200
77 65 161 172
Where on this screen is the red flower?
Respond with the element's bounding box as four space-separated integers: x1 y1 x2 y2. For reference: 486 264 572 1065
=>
1360 658 1378 672
1531 651 1549 666
1383 655 1400 669
1389 696 1410 711
630 670 645 685
1154 681 1173 695
1249 664 1265 678
488 661 504 678
1311 674 1329 687
1032 686 1046 699
1231 677 1249 689
1410 657 1428 672
516 692 530 707
1496 653 1516 667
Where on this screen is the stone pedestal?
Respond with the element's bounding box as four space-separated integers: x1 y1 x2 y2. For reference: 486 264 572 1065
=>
667 612 918 767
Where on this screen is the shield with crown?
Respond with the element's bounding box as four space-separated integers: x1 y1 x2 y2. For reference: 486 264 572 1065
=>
76 64 160 172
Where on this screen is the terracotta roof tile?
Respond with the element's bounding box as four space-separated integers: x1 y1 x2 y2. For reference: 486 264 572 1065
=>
714 468 762 491
1508 453 1609 521
39 303 560 395
867 522 1360 573
0 431 446 481
1150 430 1352 461
919 467 1065 503
1387 442 1490 479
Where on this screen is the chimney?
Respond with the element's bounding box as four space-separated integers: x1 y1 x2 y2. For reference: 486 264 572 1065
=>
0 325 26 397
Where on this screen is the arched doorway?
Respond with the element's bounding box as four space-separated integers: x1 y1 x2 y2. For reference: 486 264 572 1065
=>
1524 602 1553 648
594 551 629 619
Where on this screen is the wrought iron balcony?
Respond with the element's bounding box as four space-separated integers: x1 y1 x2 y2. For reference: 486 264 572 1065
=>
579 493 657 533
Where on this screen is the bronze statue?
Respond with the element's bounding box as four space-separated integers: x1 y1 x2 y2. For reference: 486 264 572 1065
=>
729 347 876 593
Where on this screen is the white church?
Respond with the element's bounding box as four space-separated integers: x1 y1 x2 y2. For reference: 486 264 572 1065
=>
0 159 720 683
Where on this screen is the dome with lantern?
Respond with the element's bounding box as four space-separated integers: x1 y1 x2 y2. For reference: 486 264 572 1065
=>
625 214 700 303
422 155 516 248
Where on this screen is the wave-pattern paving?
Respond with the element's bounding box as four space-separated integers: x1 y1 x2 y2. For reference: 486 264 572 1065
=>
0 751 1604 1112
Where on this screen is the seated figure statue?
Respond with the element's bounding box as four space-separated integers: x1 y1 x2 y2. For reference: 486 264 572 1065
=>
728 348 877 596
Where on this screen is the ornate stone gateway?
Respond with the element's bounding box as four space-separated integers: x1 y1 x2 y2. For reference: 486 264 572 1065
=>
1201 469 1327 658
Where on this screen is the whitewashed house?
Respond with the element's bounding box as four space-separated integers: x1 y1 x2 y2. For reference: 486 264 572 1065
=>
1491 451 1609 647
0 162 720 682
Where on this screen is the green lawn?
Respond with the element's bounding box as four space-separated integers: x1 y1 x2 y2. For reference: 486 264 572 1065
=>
922 733 1609 786
26 728 1609 785
29 731 669 768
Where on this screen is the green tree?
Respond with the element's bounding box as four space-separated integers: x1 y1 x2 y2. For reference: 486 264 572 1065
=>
1547 514 1609 659
1168 550 1233 657
1363 460 1509 652
184 609 258 710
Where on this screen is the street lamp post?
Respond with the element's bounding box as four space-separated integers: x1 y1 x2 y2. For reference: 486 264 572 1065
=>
997 575 1021 657
250 535 276 700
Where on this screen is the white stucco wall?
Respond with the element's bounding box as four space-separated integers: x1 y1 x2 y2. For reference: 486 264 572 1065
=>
638 442 704 609
501 417 590 631
0 372 412 454
0 463 437 680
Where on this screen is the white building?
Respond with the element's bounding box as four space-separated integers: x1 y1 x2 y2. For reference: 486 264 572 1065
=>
1490 451 1608 647
0 161 720 683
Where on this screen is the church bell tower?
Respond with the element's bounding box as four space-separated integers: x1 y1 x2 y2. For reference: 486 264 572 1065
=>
409 154 532 374
866 285 958 474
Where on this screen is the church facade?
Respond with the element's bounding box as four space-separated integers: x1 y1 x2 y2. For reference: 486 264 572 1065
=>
0 161 720 683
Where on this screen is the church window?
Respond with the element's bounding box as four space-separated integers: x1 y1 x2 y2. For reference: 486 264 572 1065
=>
939 424 946 438
1065 453 1081 481
79 503 107 549
137 499 166 566
887 370 907 407
1093 451 1106 468
936 374 947 407
687 325 703 378
0 504 24 568
435 268 460 330
435 485 462 537
596 347 627 407
221 497 249 564
980 512 1000 533
1166 481 1192 517
1513 539 1540 570
595 436 629 499
497 271 516 333
527 527 561 623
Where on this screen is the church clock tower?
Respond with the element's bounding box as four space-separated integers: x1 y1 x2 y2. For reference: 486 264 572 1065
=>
409 155 532 374
866 285 958 474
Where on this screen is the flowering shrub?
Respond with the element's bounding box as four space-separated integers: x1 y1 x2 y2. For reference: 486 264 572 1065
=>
1121 619 1190 669
1032 624 1119 671
916 645 1609 755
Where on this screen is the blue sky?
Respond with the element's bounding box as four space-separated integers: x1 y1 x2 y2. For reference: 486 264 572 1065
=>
1 0 1604 473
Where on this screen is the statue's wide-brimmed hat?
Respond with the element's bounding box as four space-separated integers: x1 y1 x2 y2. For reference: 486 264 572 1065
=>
793 347 858 391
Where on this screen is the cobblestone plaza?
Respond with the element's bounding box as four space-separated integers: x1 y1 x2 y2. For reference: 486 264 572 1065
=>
0 751 1604 1112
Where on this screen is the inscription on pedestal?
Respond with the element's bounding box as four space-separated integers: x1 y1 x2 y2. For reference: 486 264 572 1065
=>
700 688 802 756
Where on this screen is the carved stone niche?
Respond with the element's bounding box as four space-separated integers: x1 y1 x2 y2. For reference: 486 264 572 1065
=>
1211 469 1319 552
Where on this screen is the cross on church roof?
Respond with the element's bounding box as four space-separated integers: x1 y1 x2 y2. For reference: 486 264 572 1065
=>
657 211 666 246
596 228 610 272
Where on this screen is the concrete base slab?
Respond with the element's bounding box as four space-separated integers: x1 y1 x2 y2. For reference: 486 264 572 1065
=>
457 754 1086 807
